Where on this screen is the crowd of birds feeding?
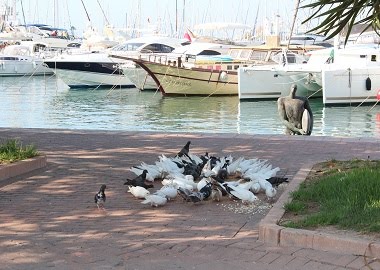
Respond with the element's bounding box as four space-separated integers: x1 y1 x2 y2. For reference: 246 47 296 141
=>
95 141 288 210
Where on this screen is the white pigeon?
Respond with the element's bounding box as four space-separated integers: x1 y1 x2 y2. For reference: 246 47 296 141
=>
224 183 259 203
226 156 244 175
141 194 167 207
265 186 277 201
250 182 261 194
128 186 150 199
258 178 273 191
154 185 177 200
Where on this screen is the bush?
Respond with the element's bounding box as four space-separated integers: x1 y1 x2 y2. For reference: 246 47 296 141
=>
0 139 39 163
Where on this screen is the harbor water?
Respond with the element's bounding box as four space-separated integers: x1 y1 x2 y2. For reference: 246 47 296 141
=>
1 76 380 138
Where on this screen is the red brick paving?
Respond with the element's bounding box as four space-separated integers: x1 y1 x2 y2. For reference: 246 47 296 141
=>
0 128 379 269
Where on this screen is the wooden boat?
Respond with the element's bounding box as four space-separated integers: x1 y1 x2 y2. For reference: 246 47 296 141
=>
111 41 320 96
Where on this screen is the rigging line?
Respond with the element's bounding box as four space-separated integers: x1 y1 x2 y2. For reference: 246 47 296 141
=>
80 0 92 23
96 0 110 26
368 100 379 112
353 95 371 111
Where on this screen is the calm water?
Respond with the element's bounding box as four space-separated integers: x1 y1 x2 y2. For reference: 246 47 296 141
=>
1 76 380 138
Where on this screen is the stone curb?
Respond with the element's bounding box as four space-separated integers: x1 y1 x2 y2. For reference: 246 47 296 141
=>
259 163 380 258
0 155 47 182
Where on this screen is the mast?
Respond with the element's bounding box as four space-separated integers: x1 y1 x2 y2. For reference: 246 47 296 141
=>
175 0 178 35
287 0 300 48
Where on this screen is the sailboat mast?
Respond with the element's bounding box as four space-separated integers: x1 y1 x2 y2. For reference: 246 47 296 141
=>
175 0 178 34
287 0 300 48
20 0 26 25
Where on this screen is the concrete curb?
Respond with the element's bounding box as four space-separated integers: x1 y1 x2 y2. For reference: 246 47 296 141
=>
0 155 47 181
259 163 380 258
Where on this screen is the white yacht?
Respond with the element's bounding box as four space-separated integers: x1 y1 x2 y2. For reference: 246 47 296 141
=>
322 45 380 105
0 42 53 76
238 44 380 105
44 36 187 88
238 48 331 100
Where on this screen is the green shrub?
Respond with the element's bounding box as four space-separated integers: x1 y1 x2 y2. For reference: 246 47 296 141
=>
0 139 39 163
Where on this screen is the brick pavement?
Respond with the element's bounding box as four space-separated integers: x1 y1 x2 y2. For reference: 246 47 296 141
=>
0 128 379 270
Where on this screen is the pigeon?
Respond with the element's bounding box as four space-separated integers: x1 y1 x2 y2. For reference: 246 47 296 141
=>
94 184 106 210
267 176 289 186
187 181 212 203
124 170 154 189
177 186 192 202
141 194 167 207
250 182 262 194
188 191 204 203
127 186 150 199
265 186 277 202
222 183 258 203
211 186 222 202
176 141 191 158
154 185 177 200
216 168 228 182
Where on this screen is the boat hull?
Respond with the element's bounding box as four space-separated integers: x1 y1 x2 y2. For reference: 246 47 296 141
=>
137 61 238 96
122 64 157 90
238 66 322 100
0 58 53 76
45 61 133 88
322 66 380 105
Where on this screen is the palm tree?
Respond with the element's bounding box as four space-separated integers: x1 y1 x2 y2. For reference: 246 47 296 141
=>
301 0 380 44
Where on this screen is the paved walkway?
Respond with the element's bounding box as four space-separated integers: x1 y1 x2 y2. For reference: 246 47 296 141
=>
0 128 380 270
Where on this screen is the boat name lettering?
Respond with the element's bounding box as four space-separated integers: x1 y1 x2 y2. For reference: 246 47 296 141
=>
168 80 191 87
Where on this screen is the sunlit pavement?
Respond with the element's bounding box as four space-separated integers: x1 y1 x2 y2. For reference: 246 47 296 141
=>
0 128 379 270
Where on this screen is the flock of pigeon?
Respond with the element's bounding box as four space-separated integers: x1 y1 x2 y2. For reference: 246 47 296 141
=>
95 141 288 209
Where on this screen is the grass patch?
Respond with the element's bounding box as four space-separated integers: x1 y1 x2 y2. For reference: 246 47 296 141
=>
0 139 39 164
281 159 380 233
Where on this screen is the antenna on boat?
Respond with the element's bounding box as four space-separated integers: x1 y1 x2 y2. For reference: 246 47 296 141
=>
287 0 300 49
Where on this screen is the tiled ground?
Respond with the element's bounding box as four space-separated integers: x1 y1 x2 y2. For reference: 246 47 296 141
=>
0 128 379 270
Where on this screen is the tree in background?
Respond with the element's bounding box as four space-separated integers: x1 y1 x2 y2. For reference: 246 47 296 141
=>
301 0 380 44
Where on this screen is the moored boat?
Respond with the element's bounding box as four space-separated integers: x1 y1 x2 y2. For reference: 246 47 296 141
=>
0 42 53 76
112 42 321 96
44 36 186 88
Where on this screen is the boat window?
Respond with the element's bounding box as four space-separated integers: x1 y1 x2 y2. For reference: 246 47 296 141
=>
141 43 175 53
227 65 233 70
197 50 221 56
287 54 297 64
0 57 18 60
249 51 267 61
371 55 377 62
112 43 144 51
229 50 239 58
234 65 239 70
239 50 250 59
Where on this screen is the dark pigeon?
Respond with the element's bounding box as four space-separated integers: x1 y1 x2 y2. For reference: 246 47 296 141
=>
124 170 154 189
176 141 191 158
267 177 289 186
95 184 106 209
